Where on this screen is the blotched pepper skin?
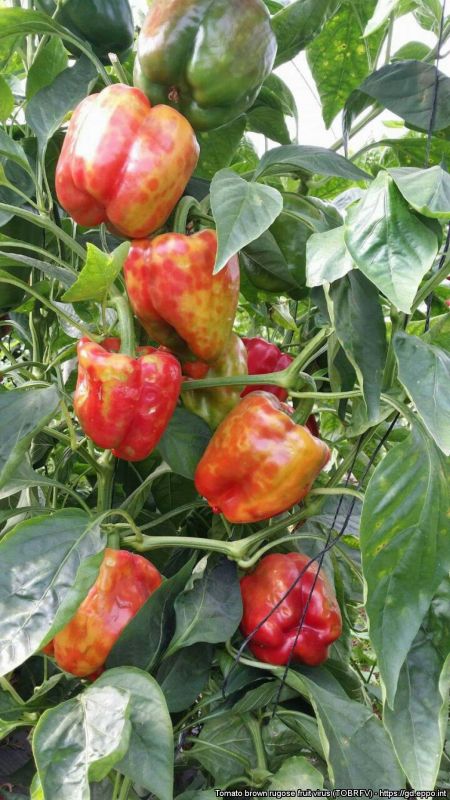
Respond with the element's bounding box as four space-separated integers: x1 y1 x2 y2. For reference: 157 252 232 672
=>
240 553 342 666
134 0 277 131
183 333 248 429
74 338 181 461
194 392 330 523
241 337 293 402
55 84 199 238
35 0 134 62
124 230 239 363
51 549 162 677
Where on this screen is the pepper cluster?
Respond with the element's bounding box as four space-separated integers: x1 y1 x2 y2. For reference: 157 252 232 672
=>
43 0 341 677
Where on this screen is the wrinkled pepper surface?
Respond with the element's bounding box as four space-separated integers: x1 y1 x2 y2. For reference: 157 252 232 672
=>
124 230 239 363
56 84 199 238
36 0 134 62
74 338 181 461
194 392 330 523
240 552 342 666
50 549 162 677
134 0 277 131
183 333 248 429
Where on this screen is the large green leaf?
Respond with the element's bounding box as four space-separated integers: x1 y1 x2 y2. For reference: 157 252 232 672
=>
157 643 213 712
306 226 354 286
394 333 450 455
307 0 383 128
0 386 60 489
254 144 371 181
195 117 246 180
268 756 324 790
210 169 283 273
345 171 440 313
33 685 132 800
190 713 257 783
26 36 67 99
360 424 450 706
95 668 174 800
166 558 242 656
328 271 387 421
0 509 105 675
271 0 341 65
388 165 450 219
157 408 211 479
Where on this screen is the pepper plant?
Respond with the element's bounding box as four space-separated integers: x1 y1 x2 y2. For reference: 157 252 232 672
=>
0 0 449 798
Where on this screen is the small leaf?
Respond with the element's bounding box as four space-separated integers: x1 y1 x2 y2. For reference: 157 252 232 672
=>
0 75 13 122
394 333 450 455
157 408 211 479
167 558 242 656
62 242 130 302
270 302 297 331
306 226 354 287
211 169 283 273
0 386 60 489
388 165 450 219
254 144 371 181
360 424 449 706
95 668 174 800
33 685 132 800
344 171 439 313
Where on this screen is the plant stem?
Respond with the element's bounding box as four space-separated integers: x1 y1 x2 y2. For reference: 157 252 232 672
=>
110 287 135 357
0 203 86 260
97 451 116 514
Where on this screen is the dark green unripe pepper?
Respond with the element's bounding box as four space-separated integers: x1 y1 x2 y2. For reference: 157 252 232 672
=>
35 0 134 62
134 0 277 131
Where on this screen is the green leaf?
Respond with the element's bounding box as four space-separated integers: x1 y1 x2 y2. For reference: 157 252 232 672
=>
0 386 60 489
62 242 130 302
157 408 211 479
106 557 195 672
246 106 291 145
167 558 242 656
394 333 450 455
195 116 246 180
360 424 450 706
33 685 132 800
211 169 283 273
268 755 324 790
0 7 78 40
26 36 67 100
190 713 256 783
383 624 450 790
157 643 213 712
364 0 402 36
284 669 405 789
307 0 384 128
344 171 439 313
0 129 34 178
95 668 174 800
0 75 13 122
26 55 97 155
0 251 74 288
388 165 450 219
0 509 105 675
328 271 387 421
306 226 354 286
256 74 298 122
272 0 341 65
254 144 371 181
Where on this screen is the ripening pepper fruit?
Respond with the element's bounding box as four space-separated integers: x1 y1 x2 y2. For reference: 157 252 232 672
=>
240 552 342 666
74 338 181 461
124 230 240 363
35 0 134 62
55 84 199 238
50 549 162 677
183 333 248 429
194 392 330 523
134 0 277 132
241 337 293 402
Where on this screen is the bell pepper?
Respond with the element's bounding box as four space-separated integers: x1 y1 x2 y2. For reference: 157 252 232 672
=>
134 0 277 132
124 230 240 363
240 552 342 666
50 549 162 677
183 333 248 429
55 84 199 239
194 392 330 523
35 0 134 62
74 338 181 462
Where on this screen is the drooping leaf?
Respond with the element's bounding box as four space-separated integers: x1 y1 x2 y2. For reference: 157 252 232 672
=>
306 226 354 286
388 165 450 220
211 169 283 273
360 424 450 706
254 144 371 182
344 171 439 313
394 333 450 455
